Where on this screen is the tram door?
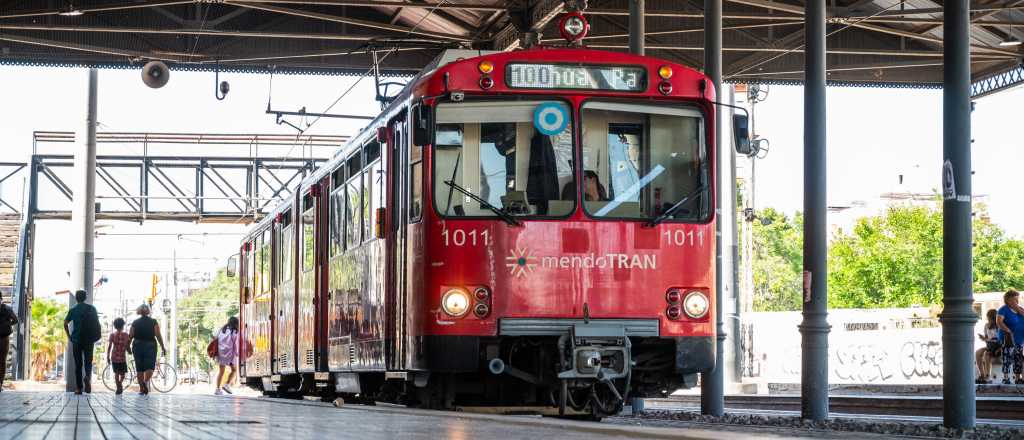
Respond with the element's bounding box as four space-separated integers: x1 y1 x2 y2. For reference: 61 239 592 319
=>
274 209 298 375
297 188 321 373
385 110 415 370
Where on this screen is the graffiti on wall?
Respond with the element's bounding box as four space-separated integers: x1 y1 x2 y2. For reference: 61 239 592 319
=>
743 309 953 384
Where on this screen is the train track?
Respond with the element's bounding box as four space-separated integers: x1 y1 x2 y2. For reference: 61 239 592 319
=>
647 394 1024 422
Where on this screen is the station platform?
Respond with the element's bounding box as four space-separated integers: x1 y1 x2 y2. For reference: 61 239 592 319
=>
0 391 824 440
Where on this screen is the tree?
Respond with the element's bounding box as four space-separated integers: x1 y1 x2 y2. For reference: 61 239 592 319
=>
828 204 1024 308
748 208 804 311
30 298 67 381
749 203 1024 311
176 270 238 377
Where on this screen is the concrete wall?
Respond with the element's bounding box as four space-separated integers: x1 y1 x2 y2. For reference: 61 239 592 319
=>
741 307 985 385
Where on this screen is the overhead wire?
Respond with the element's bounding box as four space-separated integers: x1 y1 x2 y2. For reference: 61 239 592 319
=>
248 1 451 226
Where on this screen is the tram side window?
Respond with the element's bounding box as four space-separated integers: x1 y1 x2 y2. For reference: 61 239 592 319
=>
362 165 372 241
260 229 271 295
329 168 344 257
277 212 294 283
433 101 574 217
369 158 384 238
246 240 255 303
345 179 361 250
345 151 363 249
580 102 707 221
302 195 315 272
407 126 423 223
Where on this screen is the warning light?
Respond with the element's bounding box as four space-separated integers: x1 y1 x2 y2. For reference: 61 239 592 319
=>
658 65 673 80
477 60 494 74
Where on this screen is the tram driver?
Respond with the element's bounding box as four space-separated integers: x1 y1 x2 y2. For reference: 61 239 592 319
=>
561 169 608 202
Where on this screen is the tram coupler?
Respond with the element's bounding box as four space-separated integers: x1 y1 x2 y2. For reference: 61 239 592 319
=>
556 323 631 380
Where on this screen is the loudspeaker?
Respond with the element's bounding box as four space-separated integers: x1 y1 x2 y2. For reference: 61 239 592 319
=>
141 61 170 88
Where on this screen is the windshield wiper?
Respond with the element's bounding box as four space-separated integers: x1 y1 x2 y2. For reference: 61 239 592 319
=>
645 185 705 227
443 180 521 226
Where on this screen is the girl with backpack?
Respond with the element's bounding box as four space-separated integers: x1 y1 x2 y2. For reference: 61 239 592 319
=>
213 316 239 395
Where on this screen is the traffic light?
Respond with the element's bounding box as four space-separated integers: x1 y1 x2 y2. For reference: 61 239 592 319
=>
150 274 159 305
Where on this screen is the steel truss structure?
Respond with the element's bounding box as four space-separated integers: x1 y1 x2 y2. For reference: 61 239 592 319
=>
5 130 344 380
29 131 340 222
971 63 1024 99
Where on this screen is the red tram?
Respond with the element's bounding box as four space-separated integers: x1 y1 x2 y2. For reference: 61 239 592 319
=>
235 15 746 418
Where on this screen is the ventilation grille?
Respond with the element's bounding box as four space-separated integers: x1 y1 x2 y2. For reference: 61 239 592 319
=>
305 349 315 367
348 345 356 366
280 353 290 369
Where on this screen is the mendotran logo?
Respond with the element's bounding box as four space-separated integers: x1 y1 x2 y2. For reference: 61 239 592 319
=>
506 247 658 278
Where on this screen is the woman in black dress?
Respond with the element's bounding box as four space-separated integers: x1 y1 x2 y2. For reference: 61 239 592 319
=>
127 304 166 395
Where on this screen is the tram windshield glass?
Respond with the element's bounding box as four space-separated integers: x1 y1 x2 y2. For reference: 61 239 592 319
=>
434 100 575 217
579 101 707 221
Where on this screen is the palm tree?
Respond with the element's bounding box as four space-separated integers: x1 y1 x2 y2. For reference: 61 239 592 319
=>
30 299 67 381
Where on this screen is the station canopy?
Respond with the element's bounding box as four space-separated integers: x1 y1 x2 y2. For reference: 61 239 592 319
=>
0 1 1021 95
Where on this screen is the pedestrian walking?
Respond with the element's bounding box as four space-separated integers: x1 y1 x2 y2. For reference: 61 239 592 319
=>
0 292 19 392
996 290 1024 384
63 290 102 394
976 309 1000 384
105 318 130 395
127 304 166 395
214 317 239 395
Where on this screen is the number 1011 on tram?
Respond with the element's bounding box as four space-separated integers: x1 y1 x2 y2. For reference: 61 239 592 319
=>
232 11 750 419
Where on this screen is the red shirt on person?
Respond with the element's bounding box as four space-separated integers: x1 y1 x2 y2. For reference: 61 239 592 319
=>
109 331 129 363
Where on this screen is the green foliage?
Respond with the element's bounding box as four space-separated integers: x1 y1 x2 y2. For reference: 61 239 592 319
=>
828 205 944 308
749 208 804 311
176 270 238 375
750 203 1024 311
30 298 67 380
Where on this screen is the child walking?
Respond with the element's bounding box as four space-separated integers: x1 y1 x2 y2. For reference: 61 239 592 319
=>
106 318 130 395
215 317 239 395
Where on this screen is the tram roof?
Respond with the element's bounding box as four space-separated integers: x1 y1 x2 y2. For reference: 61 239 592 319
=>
1 1 1019 95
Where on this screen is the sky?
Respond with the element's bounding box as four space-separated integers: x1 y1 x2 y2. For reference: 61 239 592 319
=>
1 66 1021 315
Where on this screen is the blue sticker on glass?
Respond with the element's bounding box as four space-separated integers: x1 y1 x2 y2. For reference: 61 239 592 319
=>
533 102 569 136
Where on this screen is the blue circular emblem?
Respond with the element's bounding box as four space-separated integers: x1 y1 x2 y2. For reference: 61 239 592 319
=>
533 102 569 136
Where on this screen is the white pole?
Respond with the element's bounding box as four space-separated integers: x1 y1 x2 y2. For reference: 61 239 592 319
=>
66 68 98 392
171 247 178 369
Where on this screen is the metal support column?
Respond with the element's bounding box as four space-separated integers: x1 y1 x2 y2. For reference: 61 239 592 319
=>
66 69 98 392
700 0 725 417
628 0 645 55
11 156 38 380
800 0 829 422
941 0 976 429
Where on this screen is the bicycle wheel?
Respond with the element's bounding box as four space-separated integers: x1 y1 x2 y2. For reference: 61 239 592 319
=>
101 364 135 392
101 365 115 392
150 363 178 393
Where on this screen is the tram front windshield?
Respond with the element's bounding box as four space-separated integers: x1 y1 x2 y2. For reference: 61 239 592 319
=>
579 101 707 221
432 100 707 222
433 100 576 217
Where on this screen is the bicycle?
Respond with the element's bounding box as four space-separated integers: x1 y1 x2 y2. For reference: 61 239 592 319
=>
101 359 178 393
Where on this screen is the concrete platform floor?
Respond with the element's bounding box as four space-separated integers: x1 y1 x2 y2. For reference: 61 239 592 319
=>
0 391 850 440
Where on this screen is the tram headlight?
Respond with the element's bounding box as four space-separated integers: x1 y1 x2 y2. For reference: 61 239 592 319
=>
478 60 495 74
683 291 709 319
442 288 471 317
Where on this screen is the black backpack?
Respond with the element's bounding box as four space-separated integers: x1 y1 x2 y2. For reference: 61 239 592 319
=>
0 304 14 338
80 305 102 344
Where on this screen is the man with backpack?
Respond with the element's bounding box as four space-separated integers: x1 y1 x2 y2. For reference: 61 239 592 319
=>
63 290 101 394
0 292 19 392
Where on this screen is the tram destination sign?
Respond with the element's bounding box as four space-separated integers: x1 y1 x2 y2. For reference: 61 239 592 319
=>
506 63 646 92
